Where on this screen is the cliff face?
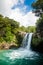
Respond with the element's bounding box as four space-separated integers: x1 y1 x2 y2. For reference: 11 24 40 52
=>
0 42 18 50
31 33 43 53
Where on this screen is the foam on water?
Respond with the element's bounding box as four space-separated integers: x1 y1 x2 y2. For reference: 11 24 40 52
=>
4 33 38 60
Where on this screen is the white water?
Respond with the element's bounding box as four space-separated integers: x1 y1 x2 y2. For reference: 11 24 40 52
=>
0 33 42 65
4 33 38 60
22 33 33 49
22 33 28 48
26 33 33 49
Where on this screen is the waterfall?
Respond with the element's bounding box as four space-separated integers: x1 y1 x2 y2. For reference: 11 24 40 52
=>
22 33 28 48
0 33 39 65
3 33 38 60
22 33 33 49
26 33 33 49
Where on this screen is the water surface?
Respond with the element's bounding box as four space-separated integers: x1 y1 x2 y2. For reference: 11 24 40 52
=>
0 33 43 65
0 50 43 65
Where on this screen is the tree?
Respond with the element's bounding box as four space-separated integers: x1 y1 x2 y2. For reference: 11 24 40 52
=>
32 0 43 36
27 26 36 32
32 0 43 16
36 15 43 33
0 14 20 43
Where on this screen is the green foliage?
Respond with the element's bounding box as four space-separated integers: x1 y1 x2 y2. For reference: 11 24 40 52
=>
26 26 36 33
0 14 20 44
32 0 43 9
16 32 23 46
32 0 43 16
19 26 36 33
0 14 36 47
36 15 43 32
32 35 43 46
19 26 26 32
11 28 19 35
32 0 43 34
0 37 4 43
32 37 41 46
4 31 14 42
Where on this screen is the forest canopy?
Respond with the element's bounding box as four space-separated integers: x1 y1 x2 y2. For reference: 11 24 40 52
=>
0 14 35 44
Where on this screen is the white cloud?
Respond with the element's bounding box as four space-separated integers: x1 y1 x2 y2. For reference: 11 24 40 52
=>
20 0 25 4
0 0 19 15
0 0 38 27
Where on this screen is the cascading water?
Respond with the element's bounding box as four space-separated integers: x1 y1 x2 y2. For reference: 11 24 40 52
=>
22 33 33 50
22 33 28 48
6 33 36 60
26 33 33 49
0 33 40 65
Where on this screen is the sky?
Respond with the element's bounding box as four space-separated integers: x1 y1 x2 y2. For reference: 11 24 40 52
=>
0 0 39 27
